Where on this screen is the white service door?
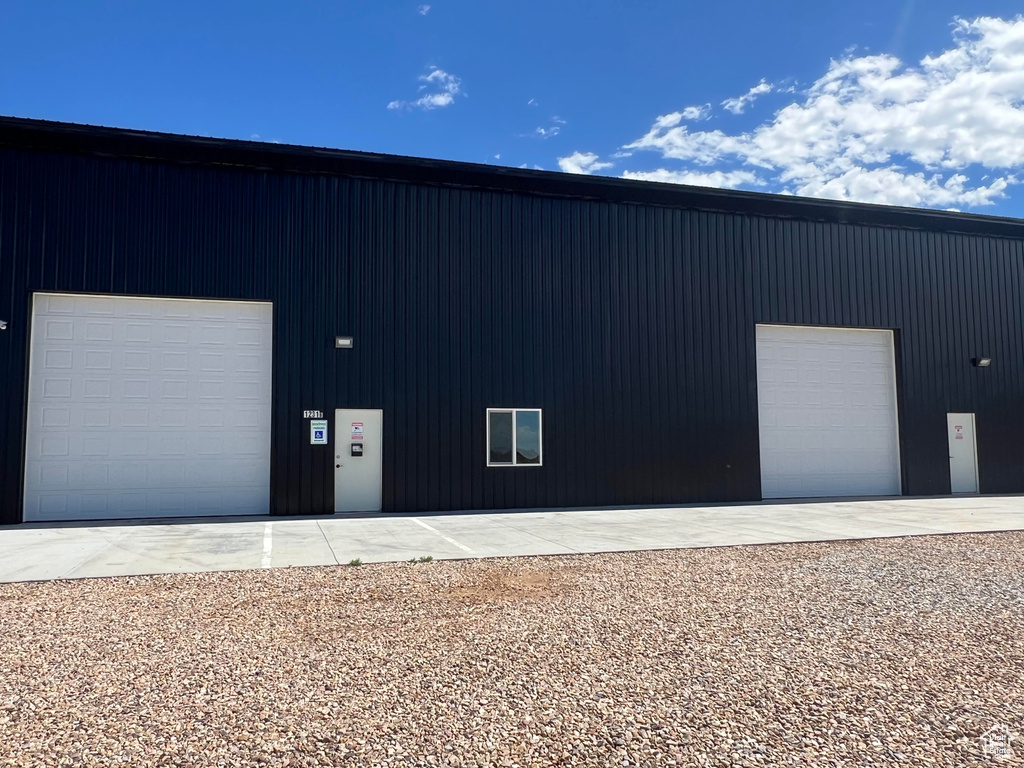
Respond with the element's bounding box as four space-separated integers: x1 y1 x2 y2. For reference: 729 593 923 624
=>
334 409 383 512
947 413 979 493
24 293 273 521
756 324 902 498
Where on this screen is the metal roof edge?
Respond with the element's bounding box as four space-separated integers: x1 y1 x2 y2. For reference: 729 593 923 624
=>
2 114 1023 239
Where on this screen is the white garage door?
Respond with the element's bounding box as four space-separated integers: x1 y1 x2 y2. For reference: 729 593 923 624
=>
756 324 901 499
24 293 273 521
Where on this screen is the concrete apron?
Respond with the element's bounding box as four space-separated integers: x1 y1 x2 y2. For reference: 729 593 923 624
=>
0 496 1021 583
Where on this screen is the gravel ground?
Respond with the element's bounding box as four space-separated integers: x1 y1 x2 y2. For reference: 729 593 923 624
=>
2 532 1023 767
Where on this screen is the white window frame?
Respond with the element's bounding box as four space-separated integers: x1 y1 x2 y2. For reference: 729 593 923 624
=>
486 408 543 467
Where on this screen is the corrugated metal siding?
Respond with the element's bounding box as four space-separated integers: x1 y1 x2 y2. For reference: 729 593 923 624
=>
750 217 1024 493
1 142 1023 524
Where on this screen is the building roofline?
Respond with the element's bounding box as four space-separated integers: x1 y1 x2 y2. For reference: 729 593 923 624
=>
2 114 1023 239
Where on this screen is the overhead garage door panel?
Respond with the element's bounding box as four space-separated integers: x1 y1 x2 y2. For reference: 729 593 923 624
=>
24 294 273 521
756 325 901 499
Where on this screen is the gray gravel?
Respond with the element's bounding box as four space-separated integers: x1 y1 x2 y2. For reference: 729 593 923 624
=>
1 532 1023 767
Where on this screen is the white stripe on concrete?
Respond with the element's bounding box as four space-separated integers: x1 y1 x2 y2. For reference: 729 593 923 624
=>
261 522 273 568
410 517 475 554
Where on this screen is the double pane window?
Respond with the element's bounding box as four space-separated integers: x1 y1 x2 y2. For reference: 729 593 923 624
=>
487 409 542 466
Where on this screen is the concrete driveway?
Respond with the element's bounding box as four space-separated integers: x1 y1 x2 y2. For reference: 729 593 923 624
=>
1 495 1021 583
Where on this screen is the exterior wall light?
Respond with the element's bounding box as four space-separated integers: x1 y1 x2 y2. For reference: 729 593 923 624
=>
0 320 7 331
972 357 992 367
335 336 354 349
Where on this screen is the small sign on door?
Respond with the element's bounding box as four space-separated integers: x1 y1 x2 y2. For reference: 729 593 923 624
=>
311 419 328 445
955 425 964 440
351 422 364 435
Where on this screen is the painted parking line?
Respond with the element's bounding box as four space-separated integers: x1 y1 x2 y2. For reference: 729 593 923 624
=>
261 522 273 568
409 517 475 554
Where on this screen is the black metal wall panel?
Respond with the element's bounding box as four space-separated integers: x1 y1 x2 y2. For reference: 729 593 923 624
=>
1 119 1023 524
749 217 1024 494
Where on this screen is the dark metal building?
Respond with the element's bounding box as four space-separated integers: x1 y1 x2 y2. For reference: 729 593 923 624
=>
1 116 1022 525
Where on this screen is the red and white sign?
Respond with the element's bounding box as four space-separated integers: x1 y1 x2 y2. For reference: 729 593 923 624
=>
955 425 963 440
351 422 364 435
351 434 364 441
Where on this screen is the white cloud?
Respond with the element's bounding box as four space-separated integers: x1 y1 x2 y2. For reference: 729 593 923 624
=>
797 168 1013 207
417 4 431 14
388 67 463 111
529 116 567 139
418 92 455 109
558 152 613 175
722 80 774 115
681 104 712 121
621 16 1024 208
622 169 766 189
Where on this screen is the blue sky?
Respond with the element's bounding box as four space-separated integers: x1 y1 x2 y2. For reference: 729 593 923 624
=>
2 1 1024 217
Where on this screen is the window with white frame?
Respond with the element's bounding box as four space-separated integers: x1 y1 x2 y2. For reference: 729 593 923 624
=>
487 409 542 466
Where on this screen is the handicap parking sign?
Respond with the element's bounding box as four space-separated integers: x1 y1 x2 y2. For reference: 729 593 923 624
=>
310 419 328 445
